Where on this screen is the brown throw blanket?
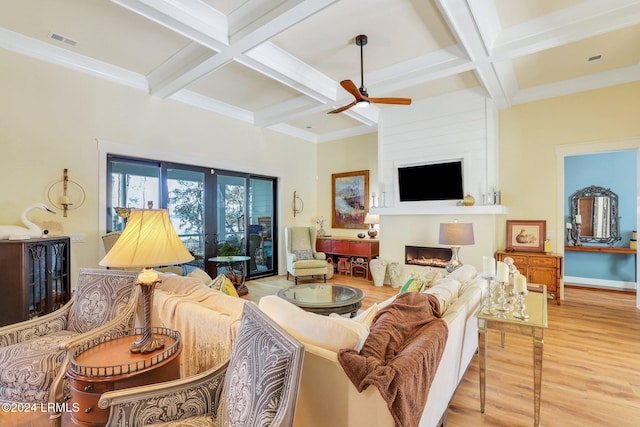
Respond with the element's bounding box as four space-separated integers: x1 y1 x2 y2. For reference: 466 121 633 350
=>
337 292 448 427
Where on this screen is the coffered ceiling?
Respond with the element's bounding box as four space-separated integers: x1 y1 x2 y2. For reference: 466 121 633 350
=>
1 0 638 142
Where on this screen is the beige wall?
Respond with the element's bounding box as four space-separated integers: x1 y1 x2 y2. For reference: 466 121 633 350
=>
498 81 640 255
0 49 319 285
3 43 639 290
315 82 640 286
315 133 378 237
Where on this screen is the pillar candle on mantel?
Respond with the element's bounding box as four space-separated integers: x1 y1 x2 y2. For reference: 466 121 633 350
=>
496 261 509 283
514 273 527 293
482 256 496 278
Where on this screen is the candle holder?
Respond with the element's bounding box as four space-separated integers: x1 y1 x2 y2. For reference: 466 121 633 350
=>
480 275 496 315
512 290 529 320
575 223 583 246
494 281 511 313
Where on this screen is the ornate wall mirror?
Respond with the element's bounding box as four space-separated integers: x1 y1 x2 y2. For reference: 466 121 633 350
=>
569 185 621 246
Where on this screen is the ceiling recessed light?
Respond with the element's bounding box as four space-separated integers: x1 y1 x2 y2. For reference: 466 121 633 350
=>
587 54 602 63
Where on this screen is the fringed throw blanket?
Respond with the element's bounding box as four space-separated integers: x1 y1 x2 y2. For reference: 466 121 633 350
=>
337 292 448 427
154 275 245 377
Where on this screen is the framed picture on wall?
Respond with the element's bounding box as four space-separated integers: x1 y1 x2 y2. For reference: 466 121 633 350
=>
332 170 369 229
506 220 546 252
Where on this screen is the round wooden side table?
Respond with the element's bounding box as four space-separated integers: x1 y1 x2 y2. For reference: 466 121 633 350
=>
66 328 181 427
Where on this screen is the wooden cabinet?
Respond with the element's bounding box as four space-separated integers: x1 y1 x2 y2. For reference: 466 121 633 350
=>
0 237 71 326
317 237 379 280
496 251 563 305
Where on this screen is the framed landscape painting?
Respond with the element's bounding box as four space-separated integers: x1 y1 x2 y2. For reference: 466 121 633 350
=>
506 220 546 252
332 170 369 229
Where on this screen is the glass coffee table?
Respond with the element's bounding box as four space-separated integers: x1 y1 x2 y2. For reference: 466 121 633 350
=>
277 284 364 317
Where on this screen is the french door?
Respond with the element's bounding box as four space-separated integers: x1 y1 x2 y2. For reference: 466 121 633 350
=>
106 155 276 279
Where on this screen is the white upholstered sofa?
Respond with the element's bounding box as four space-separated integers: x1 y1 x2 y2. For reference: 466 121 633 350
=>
259 264 486 427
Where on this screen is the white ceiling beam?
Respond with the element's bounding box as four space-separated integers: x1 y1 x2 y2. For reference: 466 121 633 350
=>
170 89 254 123
316 124 377 143
361 46 475 95
253 97 326 127
266 123 319 142
244 42 337 101
491 0 640 60
436 0 510 107
512 64 640 105
123 0 340 100
111 0 229 49
228 0 339 44
0 27 148 91
147 42 217 98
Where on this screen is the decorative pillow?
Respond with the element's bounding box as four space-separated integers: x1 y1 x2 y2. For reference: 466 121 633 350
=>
258 295 369 352
209 273 239 298
399 271 437 293
423 277 462 315
399 277 423 293
446 264 478 285
293 249 313 260
187 268 213 286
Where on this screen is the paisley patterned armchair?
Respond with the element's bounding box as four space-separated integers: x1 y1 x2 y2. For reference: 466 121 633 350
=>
100 303 305 427
0 268 139 425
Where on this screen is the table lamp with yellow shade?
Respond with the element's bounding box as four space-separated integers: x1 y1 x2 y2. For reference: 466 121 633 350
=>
99 209 193 353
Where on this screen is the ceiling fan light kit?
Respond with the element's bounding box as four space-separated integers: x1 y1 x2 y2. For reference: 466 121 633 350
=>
328 34 411 114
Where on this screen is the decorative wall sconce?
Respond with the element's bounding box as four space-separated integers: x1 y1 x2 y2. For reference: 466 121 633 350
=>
293 191 304 217
47 168 85 217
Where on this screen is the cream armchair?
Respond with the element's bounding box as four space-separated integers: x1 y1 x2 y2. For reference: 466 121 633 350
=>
99 303 305 426
285 227 328 285
0 269 139 426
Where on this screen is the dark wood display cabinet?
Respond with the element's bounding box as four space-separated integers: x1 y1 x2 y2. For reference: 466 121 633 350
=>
0 236 71 326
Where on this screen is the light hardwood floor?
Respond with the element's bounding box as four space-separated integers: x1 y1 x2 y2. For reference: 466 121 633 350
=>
2 275 639 426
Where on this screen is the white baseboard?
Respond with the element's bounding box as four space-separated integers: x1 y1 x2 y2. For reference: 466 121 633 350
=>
564 276 637 291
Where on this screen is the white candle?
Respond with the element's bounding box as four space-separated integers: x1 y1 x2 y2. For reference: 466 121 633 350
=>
575 214 582 225
496 261 509 283
514 273 527 293
372 192 377 198
482 256 496 278
566 222 572 229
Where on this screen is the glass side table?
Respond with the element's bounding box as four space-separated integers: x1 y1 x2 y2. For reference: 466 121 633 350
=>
476 284 548 427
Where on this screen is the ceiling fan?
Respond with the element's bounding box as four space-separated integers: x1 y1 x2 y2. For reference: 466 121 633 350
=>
328 34 412 114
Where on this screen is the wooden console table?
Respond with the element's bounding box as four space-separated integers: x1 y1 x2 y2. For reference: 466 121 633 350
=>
67 328 181 426
496 251 562 305
565 245 636 254
316 237 379 280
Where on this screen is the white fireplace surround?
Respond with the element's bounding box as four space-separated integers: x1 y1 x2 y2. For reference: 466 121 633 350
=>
374 90 506 269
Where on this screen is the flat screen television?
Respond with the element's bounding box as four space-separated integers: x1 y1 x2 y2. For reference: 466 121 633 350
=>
398 160 464 202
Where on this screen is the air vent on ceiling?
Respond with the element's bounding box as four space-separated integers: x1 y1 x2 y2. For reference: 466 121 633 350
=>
587 54 602 62
48 32 78 47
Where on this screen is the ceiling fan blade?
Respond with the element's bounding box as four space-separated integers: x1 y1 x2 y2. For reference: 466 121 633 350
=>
367 97 412 105
339 80 364 100
327 100 357 114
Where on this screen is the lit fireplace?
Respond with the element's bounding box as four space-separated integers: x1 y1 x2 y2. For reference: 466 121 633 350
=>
405 246 452 268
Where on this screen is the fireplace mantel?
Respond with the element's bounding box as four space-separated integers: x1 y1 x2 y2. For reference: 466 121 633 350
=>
371 205 508 216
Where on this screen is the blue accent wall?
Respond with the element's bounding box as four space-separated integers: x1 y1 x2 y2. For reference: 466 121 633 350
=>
564 150 637 282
